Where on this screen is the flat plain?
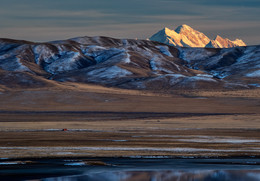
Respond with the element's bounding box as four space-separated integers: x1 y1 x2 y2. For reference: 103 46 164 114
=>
0 83 259 158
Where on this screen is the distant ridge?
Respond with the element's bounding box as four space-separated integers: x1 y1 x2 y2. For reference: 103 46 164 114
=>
149 24 246 48
0 36 259 91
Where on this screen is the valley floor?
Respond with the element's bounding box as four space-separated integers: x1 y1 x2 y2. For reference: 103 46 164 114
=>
0 83 259 158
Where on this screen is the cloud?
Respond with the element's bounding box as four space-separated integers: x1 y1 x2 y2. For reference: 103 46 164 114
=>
166 0 260 7
0 0 259 44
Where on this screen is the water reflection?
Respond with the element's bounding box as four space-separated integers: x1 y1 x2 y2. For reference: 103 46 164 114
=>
1 158 260 181
44 170 260 181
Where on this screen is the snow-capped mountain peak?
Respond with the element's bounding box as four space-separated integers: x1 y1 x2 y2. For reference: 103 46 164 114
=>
164 27 181 39
149 27 181 47
174 24 193 33
150 25 246 48
205 35 247 48
175 24 210 47
205 40 221 48
232 39 246 46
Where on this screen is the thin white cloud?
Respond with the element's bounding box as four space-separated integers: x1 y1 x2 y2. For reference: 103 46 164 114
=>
0 0 259 44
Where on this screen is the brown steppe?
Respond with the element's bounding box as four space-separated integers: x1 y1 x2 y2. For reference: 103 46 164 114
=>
0 83 259 158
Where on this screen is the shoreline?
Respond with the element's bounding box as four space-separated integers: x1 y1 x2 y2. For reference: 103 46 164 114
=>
1 155 260 161
1 157 260 180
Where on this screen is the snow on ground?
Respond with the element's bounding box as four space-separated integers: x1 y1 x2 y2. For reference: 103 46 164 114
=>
81 45 106 54
87 66 132 79
210 71 228 79
246 70 260 77
149 56 176 74
196 74 213 78
224 82 249 89
177 138 260 144
0 42 18 52
178 48 215 62
148 73 217 87
122 39 128 46
235 46 260 64
0 45 31 72
123 53 131 63
168 74 185 85
150 57 159 71
34 44 129 75
87 48 124 64
45 51 82 74
139 135 259 144
0 57 28 72
0 56 31 72
156 46 173 57
1 37 259 90
16 57 32 72
141 47 155 57
143 135 213 138
187 76 217 82
33 44 59 65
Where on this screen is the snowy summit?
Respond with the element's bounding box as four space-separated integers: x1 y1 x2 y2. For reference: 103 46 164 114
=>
149 24 246 48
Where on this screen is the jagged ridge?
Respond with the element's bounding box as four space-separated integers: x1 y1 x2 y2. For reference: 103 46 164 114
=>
150 24 246 48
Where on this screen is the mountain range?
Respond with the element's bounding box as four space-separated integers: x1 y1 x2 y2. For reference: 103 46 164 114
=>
0 35 259 92
149 24 246 48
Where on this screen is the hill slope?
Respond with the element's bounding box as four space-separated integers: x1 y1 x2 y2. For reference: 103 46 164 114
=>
0 36 259 91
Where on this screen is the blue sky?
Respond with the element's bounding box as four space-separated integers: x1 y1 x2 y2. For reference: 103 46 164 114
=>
1 0 259 44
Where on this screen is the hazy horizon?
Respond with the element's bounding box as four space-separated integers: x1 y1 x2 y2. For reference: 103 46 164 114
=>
1 0 260 45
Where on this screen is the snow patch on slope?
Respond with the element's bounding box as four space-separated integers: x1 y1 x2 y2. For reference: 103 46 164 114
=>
168 74 186 85
45 51 82 74
178 48 216 63
246 70 260 77
149 56 175 74
83 46 126 64
156 46 173 57
0 56 31 72
123 53 131 63
187 76 217 82
87 66 132 79
33 45 59 65
150 57 159 71
16 57 31 72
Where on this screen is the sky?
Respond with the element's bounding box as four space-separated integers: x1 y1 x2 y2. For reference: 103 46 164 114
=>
0 0 260 45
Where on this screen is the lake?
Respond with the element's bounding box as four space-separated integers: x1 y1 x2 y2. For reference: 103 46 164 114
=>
0 157 260 181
